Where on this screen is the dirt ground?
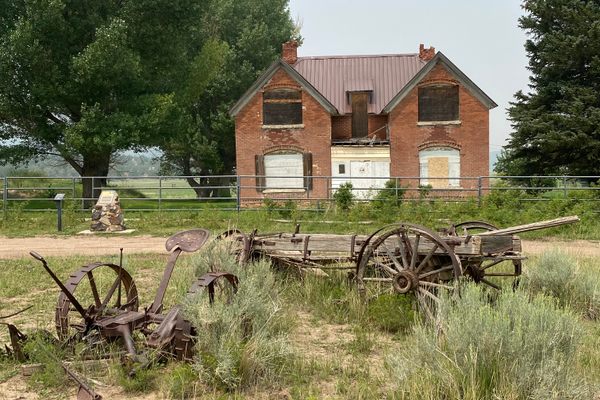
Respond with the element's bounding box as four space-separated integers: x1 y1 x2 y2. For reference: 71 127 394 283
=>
1 235 599 259
0 235 168 259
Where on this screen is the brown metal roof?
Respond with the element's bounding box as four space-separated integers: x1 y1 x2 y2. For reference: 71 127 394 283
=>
293 54 426 115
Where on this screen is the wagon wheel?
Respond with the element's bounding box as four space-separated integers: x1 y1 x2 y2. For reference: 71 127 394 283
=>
356 223 462 320
451 220 498 236
463 257 522 290
215 229 252 264
55 263 138 341
451 222 522 289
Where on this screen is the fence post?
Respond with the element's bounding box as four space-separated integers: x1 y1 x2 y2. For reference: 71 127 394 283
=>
236 175 241 213
158 176 162 211
477 176 483 207
395 177 399 206
2 177 7 218
562 176 567 198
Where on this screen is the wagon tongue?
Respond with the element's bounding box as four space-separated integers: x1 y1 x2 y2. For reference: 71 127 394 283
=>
165 229 211 253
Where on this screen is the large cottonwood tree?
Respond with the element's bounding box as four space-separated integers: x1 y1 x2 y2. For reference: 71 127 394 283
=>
496 0 600 177
158 0 299 197
0 0 222 201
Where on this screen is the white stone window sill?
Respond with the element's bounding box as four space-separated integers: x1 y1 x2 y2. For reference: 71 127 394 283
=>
262 188 306 193
262 124 304 129
417 120 461 126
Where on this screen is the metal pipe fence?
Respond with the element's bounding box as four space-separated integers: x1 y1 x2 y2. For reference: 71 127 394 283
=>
0 175 599 214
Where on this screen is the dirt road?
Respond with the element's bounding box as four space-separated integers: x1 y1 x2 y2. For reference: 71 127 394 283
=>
0 235 168 259
1 235 599 259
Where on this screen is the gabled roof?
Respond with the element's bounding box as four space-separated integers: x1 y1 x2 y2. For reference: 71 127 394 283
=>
229 60 338 117
382 52 497 113
230 50 497 117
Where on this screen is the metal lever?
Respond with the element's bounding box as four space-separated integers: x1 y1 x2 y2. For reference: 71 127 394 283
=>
29 251 91 324
29 251 44 262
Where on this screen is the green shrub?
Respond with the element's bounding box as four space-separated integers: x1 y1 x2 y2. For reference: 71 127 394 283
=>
523 251 600 319
373 179 406 208
184 242 293 391
386 284 592 399
367 293 415 334
333 182 354 212
22 333 67 389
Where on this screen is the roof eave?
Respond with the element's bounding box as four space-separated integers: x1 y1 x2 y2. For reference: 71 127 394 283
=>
382 52 497 114
229 60 338 117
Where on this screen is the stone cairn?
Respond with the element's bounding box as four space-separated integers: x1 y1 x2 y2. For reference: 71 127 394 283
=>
90 190 126 232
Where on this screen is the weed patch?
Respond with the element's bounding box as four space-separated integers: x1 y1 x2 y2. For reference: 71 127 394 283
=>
386 284 593 399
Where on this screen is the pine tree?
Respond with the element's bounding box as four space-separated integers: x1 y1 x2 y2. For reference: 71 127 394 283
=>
496 0 600 177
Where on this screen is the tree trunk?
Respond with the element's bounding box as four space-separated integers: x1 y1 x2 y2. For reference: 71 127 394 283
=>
81 153 111 208
185 176 212 199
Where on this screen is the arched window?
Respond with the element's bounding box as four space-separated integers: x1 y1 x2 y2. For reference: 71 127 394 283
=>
263 88 302 126
419 147 460 188
255 150 312 191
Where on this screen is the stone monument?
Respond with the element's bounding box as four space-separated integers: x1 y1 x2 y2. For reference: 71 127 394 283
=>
90 190 126 232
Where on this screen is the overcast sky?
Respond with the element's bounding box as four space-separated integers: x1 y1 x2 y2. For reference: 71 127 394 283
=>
288 0 531 153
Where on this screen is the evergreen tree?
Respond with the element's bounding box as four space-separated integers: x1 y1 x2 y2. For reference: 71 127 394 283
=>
496 0 600 177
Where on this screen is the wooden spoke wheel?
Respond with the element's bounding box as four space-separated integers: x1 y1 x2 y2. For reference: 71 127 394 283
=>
451 220 498 236
356 223 462 320
215 229 252 264
463 257 522 290
55 263 139 341
451 221 522 290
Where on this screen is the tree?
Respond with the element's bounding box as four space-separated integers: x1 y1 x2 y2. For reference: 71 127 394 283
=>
158 0 299 197
496 0 600 177
0 0 221 202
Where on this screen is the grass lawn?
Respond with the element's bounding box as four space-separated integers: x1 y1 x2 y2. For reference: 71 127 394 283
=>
0 246 599 399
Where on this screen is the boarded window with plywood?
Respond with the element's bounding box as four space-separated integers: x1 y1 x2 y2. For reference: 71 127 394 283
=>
263 88 302 126
419 147 460 188
351 92 369 138
255 151 312 192
418 85 459 122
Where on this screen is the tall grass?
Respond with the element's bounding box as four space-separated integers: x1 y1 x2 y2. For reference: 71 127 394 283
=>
183 242 294 391
523 251 600 319
386 284 594 399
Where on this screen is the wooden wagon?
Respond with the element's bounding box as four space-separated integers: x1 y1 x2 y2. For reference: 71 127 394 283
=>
222 216 579 317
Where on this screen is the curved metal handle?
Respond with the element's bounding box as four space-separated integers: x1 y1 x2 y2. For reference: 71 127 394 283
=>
29 251 45 262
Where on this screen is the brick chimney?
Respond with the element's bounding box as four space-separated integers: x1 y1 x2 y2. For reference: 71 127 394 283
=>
282 41 299 64
419 44 436 61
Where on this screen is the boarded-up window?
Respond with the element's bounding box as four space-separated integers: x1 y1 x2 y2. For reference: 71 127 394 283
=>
263 88 302 125
351 92 368 138
256 151 312 191
419 147 460 188
418 85 459 122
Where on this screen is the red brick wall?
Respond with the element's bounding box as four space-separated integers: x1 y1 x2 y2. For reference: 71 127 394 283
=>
388 63 489 191
235 68 332 202
332 115 388 140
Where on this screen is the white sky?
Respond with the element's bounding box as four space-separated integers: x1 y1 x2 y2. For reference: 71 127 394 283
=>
288 0 531 153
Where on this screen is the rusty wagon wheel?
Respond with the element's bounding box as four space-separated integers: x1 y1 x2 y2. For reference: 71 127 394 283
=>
356 223 462 320
55 263 139 341
451 221 522 290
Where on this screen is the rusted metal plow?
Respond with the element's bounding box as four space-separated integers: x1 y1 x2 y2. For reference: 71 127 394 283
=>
224 216 579 318
2 229 238 399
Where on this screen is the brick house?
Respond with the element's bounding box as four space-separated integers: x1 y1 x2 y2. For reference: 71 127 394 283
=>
230 42 496 202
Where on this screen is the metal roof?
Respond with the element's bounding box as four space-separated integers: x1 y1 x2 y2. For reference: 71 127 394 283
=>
229 51 497 117
293 54 426 114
